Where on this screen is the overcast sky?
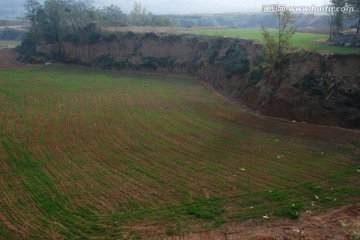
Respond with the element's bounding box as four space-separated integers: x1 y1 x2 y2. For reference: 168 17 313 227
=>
95 0 330 14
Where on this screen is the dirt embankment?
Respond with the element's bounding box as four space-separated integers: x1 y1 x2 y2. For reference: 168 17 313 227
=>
0 48 23 69
39 32 360 129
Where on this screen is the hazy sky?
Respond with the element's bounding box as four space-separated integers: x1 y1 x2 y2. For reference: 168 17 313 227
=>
95 0 329 14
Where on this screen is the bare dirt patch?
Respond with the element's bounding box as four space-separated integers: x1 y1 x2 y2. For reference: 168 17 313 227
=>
106 26 218 33
314 38 328 44
0 48 23 69
107 26 183 33
168 203 360 240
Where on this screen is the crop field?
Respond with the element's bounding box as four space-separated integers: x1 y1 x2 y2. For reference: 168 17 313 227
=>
0 65 359 239
183 28 360 54
0 40 21 48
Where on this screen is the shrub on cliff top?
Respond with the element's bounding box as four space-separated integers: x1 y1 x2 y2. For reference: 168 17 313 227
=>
92 54 129 70
222 45 250 78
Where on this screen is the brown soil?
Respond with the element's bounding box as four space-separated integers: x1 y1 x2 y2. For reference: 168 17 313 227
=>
314 38 328 44
106 26 223 33
168 203 360 240
107 26 183 33
0 48 23 69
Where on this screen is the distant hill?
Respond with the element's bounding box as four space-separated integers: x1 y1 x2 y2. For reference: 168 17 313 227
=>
0 0 25 19
170 13 358 32
0 1 357 32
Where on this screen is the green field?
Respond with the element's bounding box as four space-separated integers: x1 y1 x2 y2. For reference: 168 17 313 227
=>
0 40 21 48
183 28 360 54
0 66 359 238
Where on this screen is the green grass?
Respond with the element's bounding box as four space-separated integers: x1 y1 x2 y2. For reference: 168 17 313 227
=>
0 65 359 238
183 28 360 54
0 40 21 47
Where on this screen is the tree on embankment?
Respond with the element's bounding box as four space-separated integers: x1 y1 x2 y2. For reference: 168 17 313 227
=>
261 9 296 69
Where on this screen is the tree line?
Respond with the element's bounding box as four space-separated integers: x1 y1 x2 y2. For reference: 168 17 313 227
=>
24 0 173 43
328 0 360 35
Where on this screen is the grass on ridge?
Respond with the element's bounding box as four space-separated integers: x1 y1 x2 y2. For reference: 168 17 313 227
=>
0 40 21 48
183 28 360 54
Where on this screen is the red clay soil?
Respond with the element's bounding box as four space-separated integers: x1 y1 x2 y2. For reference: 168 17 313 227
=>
169 203 360 240
0 48 23 69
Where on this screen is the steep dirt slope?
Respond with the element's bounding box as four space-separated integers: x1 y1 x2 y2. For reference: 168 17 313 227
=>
0 48 22 69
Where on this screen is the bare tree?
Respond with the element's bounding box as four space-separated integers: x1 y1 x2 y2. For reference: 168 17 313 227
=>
261 9 295 68
24 0 42 40
39 0 96 42
325 5 336 40
130 1 148 26
332 0 346 34
261 26 277 64
276 10 296 59
347 0 360 33
100 5 128 27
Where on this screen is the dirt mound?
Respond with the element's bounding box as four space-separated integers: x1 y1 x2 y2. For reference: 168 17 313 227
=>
0 48 23 69
169 204 360 240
